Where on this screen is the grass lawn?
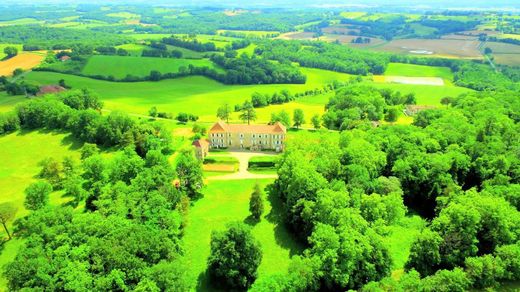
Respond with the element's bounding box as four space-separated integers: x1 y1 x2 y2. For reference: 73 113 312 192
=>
0 18 44 27
0 130 84 289
81 55 223 79
183 179 303 290
384 63 453 81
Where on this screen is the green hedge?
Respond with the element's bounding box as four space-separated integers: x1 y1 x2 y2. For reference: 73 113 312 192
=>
204 156 239 164
248 156 278 168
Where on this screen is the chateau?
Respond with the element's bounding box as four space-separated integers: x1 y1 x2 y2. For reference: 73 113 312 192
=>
208 121 286 152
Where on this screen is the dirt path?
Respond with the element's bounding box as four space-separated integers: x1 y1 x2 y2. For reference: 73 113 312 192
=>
208 151 278 181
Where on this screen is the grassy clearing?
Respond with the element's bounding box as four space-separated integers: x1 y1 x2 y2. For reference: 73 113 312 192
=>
81 55 222 79
164 45 205 59
384 63 453 81
127 33 172 41
0 52 45 76
383 215 427 270
183 179 303 290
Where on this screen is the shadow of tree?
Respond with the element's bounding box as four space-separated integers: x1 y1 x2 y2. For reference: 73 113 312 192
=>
196 269 224 292
60 133 84 151
243 215 260 226
265 188 305 257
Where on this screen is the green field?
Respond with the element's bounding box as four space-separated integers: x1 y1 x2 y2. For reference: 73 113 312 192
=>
184 179 303 290
384 63 453 80
81 55 222 79
115 43 148 56
0 44 23 60
0 18 44 27
0 93 25 113
369 82 472 105
22 67 353 124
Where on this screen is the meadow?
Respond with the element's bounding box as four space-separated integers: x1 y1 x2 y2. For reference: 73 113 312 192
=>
81 55 222 79
383 63 453 80
183 179 303 290
22 67 353 125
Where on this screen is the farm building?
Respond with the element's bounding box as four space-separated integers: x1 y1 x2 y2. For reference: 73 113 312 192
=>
192 139 210 160
208 121 286 152
59 55 71 62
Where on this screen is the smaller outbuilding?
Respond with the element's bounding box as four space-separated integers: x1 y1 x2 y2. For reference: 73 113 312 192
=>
192 139 210 160
59 55 71 62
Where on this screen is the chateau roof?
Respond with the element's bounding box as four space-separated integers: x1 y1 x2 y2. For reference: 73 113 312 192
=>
209 121 286 134
192 139 210 148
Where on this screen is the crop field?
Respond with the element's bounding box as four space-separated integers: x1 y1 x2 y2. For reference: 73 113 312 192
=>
0 52 45 76
81 55 223 78
322 34 386 47
486 42 520 65
22 67 353 124
106 12 140 19
183 179 303 290
372 38 483 59
277 32 318 41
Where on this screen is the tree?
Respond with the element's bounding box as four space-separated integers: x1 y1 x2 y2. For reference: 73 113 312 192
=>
311 114 321 129
149 106 158 117
24 181 52 211
405 229 443 276
270 110 290 127
249 183 264 220
0 202 17 240
3 46 18 59
175 149 204 199
12 68 24 77
384 108 399 123
484 47 493 55
38 157 63 188
441 96 453 108
217 103 231 123
208 222 262 290
239 101 256 125
80 143 99 160
293 109 305 129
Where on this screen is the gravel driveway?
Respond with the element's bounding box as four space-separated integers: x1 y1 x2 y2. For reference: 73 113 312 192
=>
207 151 278 181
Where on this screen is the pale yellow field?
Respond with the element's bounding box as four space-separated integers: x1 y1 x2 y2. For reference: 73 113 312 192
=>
0 52 45 76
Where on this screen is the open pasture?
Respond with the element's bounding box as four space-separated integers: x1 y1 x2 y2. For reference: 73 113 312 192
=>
0 93 25 113
0 52 45 76
384 63 454 80
372 38 483 59
115 43 148 56
81 55 222 79
369 82 472 106
375 76 445 86
23 68 352 124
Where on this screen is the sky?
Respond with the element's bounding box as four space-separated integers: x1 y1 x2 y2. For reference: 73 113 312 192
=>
4 0 520 9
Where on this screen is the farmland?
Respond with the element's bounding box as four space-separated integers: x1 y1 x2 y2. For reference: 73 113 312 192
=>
1 5 520 292
81 55 222 79
372 38 483 59
0 52 45 76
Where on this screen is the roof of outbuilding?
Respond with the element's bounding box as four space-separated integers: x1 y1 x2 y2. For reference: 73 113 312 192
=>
192 139 210 148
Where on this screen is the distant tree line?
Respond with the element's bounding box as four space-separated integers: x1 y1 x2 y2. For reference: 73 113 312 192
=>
255 40 389 75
